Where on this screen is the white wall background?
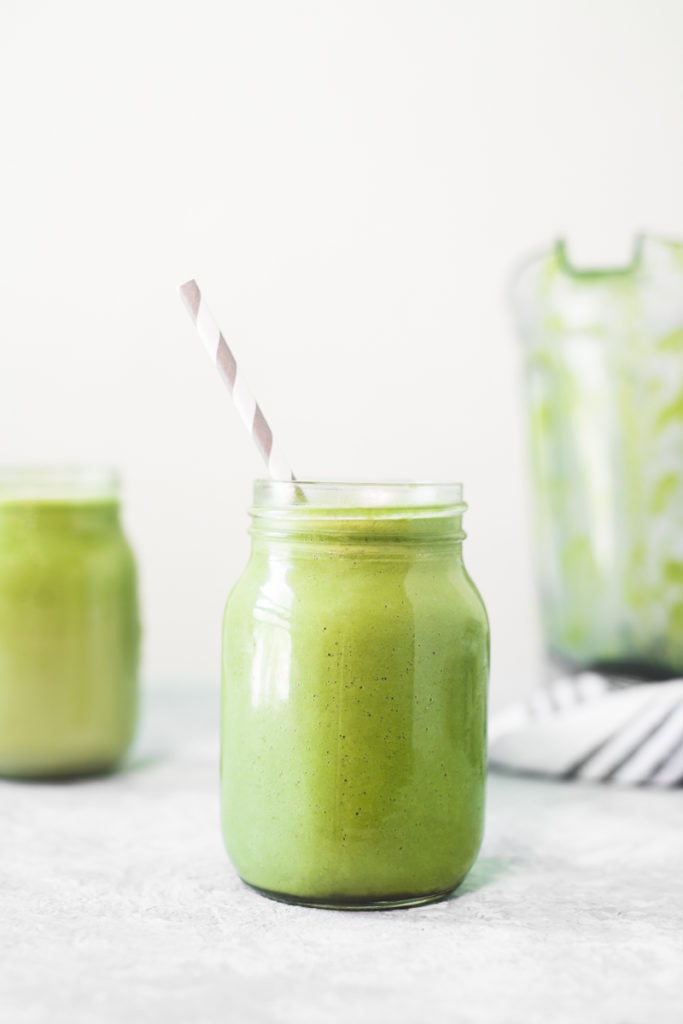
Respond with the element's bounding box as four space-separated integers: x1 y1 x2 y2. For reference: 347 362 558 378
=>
2 0 683 711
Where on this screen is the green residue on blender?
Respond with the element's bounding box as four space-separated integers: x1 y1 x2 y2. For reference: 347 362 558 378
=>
517 237 683 677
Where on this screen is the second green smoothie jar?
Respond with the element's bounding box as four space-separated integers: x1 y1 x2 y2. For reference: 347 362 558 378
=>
0 467 141 778
221 481 489 909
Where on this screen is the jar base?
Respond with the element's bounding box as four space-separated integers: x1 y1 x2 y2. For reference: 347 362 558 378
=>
548 650 682 682
243 880 461 911
0 757 123 782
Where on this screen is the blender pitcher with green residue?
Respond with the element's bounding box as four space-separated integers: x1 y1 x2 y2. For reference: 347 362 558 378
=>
513 235 683 679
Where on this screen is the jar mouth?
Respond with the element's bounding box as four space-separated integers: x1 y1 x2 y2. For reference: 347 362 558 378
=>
252 480 465 518
0 465 120 502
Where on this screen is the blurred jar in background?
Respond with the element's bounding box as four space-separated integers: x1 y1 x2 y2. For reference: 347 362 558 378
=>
0 467 141 777
513 236 683 679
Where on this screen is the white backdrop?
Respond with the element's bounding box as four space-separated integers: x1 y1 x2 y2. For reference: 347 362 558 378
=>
2 0 683 710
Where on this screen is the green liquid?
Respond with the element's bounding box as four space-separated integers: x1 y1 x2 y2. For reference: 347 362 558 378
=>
0 500 140 777
221 512 489 907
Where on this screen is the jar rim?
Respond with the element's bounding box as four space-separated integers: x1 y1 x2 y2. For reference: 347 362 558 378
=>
0 465 120 502
252 480 465 517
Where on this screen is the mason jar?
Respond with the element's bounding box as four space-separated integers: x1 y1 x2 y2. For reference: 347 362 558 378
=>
0 467 141 777
221 481 489 909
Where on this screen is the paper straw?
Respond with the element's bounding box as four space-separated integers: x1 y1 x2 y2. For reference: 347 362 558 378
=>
179 280 295 481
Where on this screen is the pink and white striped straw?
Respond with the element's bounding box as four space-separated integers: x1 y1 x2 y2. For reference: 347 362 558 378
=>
179 280 295 481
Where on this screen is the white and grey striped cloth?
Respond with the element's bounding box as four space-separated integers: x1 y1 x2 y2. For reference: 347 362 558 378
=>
488 674 683 787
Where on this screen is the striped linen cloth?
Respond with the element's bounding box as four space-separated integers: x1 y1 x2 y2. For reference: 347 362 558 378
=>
488 674 683 786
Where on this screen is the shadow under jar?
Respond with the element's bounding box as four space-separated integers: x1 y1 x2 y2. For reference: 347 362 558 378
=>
221 482 489 909
0 467 141 778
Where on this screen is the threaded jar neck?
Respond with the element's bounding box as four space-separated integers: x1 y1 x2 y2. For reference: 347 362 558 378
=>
0 466 120 503
250 481 467 544
0 466 121 531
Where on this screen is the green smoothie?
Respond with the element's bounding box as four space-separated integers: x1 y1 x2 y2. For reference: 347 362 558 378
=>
0 470 140 777
221 482 489 908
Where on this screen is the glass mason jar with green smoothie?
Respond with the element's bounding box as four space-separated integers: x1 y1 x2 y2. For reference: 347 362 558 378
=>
0 467 141 778
221 481 489 909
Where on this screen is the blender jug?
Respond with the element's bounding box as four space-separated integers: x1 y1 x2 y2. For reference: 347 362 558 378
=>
513 236 683 679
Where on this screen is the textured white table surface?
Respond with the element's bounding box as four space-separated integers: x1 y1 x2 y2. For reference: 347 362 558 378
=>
2 687 683 1024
